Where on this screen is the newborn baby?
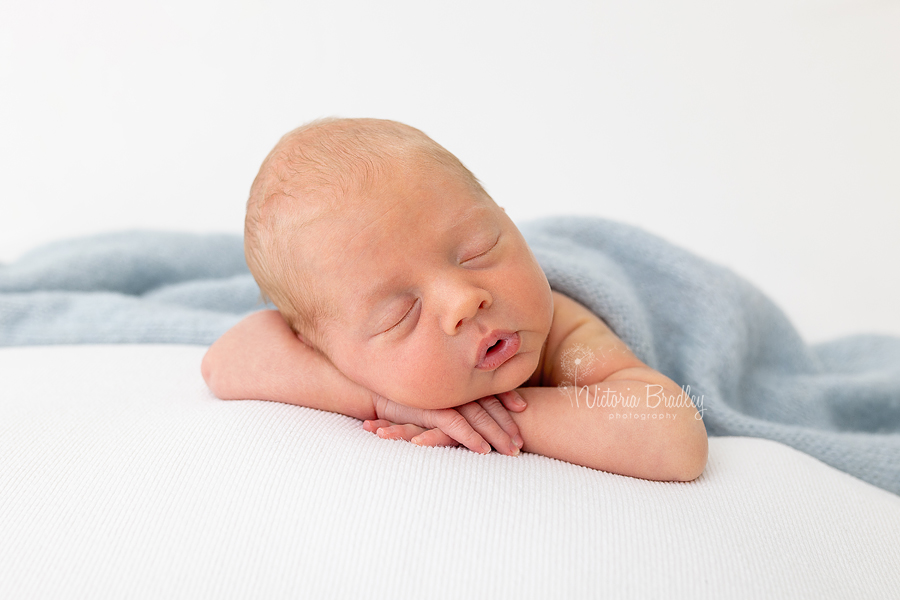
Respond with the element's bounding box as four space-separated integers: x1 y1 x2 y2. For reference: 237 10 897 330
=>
202 117 708 481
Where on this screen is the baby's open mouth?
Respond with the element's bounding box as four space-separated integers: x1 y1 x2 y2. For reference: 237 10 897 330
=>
475 331 521 370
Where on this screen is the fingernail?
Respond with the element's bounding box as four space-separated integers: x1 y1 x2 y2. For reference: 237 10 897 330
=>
508 442 520 456
513 393 527 408
411 436 422 446
513 434 524 449
481 442 492 454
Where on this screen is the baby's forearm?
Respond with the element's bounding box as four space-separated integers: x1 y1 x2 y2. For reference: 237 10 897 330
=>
510 381 708 481
202 310 378 422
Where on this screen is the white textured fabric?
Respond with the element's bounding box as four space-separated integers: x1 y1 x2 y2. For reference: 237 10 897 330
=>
1 345 899 599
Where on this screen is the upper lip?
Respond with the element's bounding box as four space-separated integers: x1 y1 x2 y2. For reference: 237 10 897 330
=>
475 329 518 369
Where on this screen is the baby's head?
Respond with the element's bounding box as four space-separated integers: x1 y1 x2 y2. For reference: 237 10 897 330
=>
245 118 553 409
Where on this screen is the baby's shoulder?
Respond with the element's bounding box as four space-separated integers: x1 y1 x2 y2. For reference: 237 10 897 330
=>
544 290 607 356
535 290 643 387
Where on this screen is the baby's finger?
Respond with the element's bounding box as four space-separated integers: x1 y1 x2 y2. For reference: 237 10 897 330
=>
497 389 527 412
362 419 394 433
424 410 493 454
373 422 428 442
410 428 459 448
478 396 525 451
457 400 520 457
373 396 425 426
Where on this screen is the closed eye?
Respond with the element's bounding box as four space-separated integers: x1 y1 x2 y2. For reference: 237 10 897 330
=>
383 298 419 334
462 234 500 264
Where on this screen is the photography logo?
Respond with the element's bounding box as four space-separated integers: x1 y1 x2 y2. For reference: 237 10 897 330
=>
558 344 597 406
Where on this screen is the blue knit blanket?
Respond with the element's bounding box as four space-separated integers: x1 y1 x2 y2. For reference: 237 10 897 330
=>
2 218 898 495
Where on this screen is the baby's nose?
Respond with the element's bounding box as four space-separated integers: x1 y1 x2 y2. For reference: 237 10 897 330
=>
443 287 492 335
453 299 488 329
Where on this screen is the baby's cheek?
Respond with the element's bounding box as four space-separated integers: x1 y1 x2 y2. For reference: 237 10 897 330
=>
396 371 471 410
405 374 459 410
394 346 459 404
366 341 472 409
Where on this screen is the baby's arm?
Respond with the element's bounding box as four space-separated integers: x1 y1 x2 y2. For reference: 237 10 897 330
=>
507 293 708 481
202 310 377 421
201 310 524 455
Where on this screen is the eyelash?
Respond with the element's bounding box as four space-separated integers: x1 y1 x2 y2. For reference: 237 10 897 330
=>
385 299 418 333
463 235 500 264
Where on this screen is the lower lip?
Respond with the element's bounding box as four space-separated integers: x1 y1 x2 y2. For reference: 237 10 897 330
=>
476 332 521 370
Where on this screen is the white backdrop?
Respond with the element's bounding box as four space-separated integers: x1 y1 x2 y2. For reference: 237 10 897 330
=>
1 0 898 342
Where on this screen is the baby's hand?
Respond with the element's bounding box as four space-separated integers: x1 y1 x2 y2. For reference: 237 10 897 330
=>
364 392 527 456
